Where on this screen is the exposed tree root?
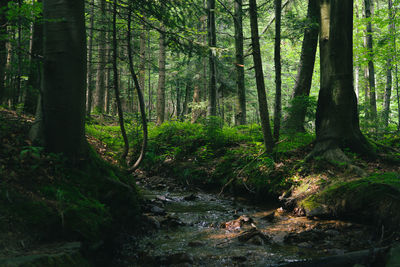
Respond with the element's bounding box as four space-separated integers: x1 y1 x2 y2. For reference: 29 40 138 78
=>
306 140 367 177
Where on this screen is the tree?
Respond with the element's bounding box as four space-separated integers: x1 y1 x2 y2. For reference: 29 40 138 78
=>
283 0 319 133
40 0 87 158
364 0 377 127
94 0 107 113
156 26 166 125
24 0 43 115
273 0 282 141
86 0 95 116
0 1 9 103
207 0 217 117
309 0 373 162
234 0 246 125
383 0 394 129
249 0 274 152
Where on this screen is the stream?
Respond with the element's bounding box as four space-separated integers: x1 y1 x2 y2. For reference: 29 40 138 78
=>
118 175 379 266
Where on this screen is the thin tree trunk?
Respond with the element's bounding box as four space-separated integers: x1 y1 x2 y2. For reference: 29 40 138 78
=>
283 0 318 133
207 0 217 116
24 0 43 115
94 0 107 113
112 0 129 161
41 0 87 158
127 4 148 172
364 0 377 127
86 0 95 116
139 21 146 112
273 0 282 141
383 0 394 129
234 0 246 125
156 27 166 125
14 0 22 109
191 75 201 123
249 0 274 152
0 1 8 103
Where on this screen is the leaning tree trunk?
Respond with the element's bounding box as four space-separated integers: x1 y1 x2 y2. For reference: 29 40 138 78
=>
283 0 318 133
127 3 148 172
310 0 374 162
234 0 246 125
249 0 274 153
41 0 87 158
207 0 217 117
156 27 166 125
112 0 129 161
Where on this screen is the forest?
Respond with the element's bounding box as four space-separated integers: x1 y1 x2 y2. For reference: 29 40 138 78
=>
0 0 400 266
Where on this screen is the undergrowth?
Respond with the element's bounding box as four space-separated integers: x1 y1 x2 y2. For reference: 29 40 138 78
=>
87 116 315 198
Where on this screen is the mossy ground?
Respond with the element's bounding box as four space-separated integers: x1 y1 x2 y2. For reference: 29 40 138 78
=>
0 108 141 260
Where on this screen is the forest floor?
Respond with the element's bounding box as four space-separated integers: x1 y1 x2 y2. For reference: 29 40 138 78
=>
1 108 400 266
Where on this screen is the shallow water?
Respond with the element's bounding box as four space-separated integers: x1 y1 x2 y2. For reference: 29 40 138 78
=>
128 186 374 266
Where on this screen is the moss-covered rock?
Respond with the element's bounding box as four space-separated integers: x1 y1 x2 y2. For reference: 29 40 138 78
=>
300 173 400 230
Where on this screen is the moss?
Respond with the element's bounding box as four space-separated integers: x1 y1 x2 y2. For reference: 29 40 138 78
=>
300 172 400 229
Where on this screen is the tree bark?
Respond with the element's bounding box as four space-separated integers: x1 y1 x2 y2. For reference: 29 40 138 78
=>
41 0 87 158
249 0 274 153
86 0 95 116
139 21 146 112
273 0 282 141
94 0 107 113
383 0 394 129
283 0 318 133
0 1 8 103
111 0 129 161
234 0 246 125
310 0 374 161
364 0 377 127
207 0 217 117
24 0 43 115
127 3 147 172
156 27 166 125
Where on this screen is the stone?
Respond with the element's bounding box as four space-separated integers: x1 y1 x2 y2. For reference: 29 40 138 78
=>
188 241 204 247
386 243 400 267
184 193 197 201
150 205 166 215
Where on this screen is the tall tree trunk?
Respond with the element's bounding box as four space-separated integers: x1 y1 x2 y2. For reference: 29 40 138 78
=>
364 0 377 127
283 0 318 133
273 0 282 141
139 22 146 112
156 27 166 125
41 0 87 158
234 0 246 125
86 0 95 116
249 0 274 152
126 3 148 172
383 0 394 129
94 0 107 113
310 0 373 161
24 0 43 115
112 0 129 161
0 1 8 103
207 0 217 116
14 0 22 109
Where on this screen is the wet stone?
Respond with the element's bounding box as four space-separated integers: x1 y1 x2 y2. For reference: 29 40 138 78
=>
151 205 166 215
188 241 204 247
